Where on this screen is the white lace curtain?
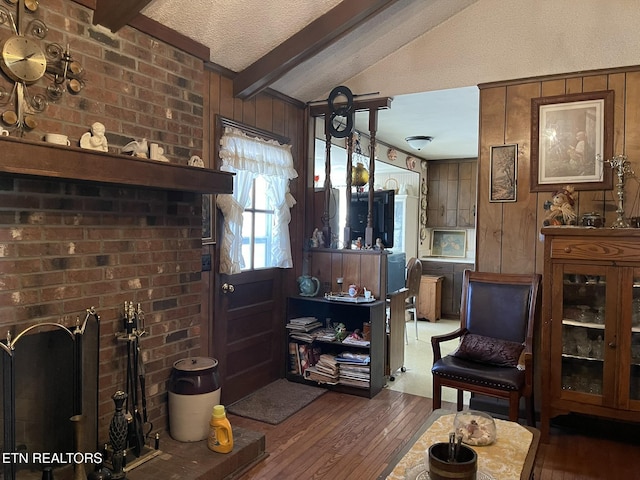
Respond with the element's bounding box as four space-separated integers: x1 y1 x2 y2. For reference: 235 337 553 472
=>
216 126 298 274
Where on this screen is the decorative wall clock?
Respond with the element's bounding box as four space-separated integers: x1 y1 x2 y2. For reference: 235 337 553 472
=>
0 0 85 132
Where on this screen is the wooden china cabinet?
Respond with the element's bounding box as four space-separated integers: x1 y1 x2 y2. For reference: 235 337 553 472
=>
540 227 640 441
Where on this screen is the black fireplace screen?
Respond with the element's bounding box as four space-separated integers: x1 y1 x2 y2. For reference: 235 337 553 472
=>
0 309 100 480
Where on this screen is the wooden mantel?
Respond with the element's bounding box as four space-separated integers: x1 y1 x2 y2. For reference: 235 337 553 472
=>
0 136 233 194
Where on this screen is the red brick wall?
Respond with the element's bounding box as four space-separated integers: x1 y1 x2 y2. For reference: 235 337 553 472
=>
0 0 205 160
0 0 206 439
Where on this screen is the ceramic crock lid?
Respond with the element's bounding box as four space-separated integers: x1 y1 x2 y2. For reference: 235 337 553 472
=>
173 357 217 372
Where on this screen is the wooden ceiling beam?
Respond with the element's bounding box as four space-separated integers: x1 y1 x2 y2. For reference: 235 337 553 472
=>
233 0 398 100
93 0 153 32
309 97 392 117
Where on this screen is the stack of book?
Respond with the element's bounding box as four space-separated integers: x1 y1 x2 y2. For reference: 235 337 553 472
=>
289 342 321 375
304 353 339 384
313 327 337 342
336 351 370 388
286 316 323 332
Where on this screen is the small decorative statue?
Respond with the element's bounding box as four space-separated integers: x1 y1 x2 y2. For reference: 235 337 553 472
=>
79 122 108 151
122 137 148 157
149 143 169 162
543 185 577 226
310 228 319 248
334 323 347 342
188 155 204 167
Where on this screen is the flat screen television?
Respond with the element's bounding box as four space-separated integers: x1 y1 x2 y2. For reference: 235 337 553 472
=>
349 189 395 248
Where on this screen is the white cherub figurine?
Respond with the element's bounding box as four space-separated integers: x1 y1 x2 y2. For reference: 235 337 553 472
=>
79 122 108 152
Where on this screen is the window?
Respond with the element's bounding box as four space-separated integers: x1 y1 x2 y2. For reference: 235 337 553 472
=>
216 124 297 275
242 176 274 270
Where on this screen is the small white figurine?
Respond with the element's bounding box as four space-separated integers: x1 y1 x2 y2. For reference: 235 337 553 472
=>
79 122 108 152
122 138 148 157
149 143 169 162
188 155 204 167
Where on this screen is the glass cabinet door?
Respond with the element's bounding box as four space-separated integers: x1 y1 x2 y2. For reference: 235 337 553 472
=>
629 270 640 403
554 266 609 401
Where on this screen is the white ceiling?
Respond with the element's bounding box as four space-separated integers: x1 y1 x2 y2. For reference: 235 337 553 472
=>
141 0 481 161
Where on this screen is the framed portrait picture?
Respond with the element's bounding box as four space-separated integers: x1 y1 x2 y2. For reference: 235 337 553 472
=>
202 194 215 244
490 144 518 202
530 90 614 192
430 229 466 258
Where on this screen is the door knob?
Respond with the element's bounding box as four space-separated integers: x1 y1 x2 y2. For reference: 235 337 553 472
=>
221 283 235 294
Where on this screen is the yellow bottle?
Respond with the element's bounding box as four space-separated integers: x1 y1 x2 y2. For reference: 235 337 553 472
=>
207 404 233 453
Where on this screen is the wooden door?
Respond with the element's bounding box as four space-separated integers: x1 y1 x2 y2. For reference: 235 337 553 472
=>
213 267 285 404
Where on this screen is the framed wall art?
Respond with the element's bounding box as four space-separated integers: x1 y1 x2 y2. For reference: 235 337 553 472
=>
430 229 466 258
490 144 518 202
202 193 215 244
530 90 614 192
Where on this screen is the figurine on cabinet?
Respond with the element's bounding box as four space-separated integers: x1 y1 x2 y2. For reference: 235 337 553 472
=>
543 185 577 226
79 122 108 152
334 323 347 342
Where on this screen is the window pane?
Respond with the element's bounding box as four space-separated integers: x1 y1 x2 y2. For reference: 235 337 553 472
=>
254 176 269 210
254 211 270 237
241 212 253 270
253 241 267 269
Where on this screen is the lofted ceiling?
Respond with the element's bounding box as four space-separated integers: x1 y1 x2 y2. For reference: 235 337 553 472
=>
93 0 484 161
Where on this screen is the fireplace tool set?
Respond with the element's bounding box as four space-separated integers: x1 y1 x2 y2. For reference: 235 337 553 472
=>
105 302 160 478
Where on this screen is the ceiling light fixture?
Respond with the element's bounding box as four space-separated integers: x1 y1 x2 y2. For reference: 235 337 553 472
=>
405 135 433 150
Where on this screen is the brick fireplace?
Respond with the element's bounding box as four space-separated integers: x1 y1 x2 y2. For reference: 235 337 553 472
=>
0 2 237 475
0 167 199 436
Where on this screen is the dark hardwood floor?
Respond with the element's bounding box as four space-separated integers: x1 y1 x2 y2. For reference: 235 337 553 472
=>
228 388 640 480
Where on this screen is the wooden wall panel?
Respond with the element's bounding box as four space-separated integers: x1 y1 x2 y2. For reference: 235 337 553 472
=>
502 83 540 274
242 97 256 125
624 72 640 220
477 86 507 271
256 95 273 131
479 66 640 276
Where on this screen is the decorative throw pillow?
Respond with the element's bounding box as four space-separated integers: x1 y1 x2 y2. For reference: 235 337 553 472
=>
452 333 524 368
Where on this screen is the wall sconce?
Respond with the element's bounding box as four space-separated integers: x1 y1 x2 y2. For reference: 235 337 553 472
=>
45 43 85 100
405 135 433 150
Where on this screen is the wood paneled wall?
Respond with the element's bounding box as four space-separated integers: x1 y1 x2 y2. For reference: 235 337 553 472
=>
307 249 388 301
477 66 640 275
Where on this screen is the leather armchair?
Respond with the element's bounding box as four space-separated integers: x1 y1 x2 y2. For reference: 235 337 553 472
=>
431 270 541 425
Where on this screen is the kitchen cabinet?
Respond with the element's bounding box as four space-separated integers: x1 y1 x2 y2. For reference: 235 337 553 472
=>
540 227 640 442
285 296 385 398
417 275 443 321
421 261 473 317
427 160 477 228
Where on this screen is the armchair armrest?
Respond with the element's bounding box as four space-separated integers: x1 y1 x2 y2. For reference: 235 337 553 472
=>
521 347 534 392
431 327 466 362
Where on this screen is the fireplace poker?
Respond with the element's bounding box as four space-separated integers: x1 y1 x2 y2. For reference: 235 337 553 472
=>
137 342 153 439
130 333 145 457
